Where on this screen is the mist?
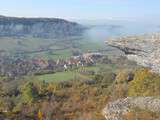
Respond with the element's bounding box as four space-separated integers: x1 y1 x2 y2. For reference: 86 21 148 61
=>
81 20 160 42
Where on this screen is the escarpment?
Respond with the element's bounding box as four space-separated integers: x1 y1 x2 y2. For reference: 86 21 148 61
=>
0 15 84 38
103 33 160 120
106 33 160 73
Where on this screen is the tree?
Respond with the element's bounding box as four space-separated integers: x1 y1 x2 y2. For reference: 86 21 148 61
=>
38 109 43 120
100 71 116 88
20 82 38 104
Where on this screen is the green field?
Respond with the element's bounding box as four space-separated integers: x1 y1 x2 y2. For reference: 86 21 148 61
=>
34 65 100 82
35 71 75 82
0 36 108 60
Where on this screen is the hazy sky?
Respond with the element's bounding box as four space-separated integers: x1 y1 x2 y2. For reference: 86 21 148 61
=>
0 0 159 21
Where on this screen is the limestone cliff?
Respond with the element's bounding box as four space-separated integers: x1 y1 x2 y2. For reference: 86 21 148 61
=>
103 33 160 120
102 97 160 120
106 33 160 73
0 15 84 38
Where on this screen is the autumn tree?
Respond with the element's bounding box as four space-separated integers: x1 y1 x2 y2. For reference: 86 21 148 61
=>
20 82 38 104
128 68 160 96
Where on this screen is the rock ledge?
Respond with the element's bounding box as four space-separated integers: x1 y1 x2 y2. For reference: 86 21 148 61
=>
102 97 160 120
106 33 160 73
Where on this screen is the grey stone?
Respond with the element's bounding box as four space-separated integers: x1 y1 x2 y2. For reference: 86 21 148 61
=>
102 97 160 120
106 33 160 73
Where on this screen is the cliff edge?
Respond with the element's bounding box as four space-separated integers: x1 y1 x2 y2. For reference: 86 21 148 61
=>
103 33 160 120
0 15 84 38
106 33 160 73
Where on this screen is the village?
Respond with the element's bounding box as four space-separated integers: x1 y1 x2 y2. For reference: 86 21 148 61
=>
0 52 109 78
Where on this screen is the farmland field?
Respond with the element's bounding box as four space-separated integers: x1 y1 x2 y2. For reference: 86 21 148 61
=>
0 36 111 60
0 30 123 83
34 65 101 82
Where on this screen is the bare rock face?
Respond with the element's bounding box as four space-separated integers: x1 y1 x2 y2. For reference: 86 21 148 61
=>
103 34 160 120
102 97 160 120
106 33 160 73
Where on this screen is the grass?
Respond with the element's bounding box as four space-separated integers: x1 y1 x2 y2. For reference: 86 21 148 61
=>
77 65 100 72
0 36 108 60
81 40 106 52
33 65 101 82
35 71 76 82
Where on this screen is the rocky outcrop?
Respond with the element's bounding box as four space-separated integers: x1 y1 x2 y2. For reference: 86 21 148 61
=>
106 33 160 73
102 97 160 120
103 33 160 120
0 15 84 38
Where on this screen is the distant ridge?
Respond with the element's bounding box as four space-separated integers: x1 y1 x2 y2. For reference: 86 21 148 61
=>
0 15 84 38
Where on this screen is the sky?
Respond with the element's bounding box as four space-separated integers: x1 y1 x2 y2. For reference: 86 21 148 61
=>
0 0 160 22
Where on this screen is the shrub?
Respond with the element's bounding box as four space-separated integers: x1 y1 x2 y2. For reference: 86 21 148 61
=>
123 109 160 120
101 72 116 88
115 69 134 84
107 82 128 100
19 82 38 104
128 68 160 96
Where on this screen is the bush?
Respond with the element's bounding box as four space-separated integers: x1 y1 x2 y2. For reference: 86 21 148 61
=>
19 82 38 104
123 108 160 120
115 69 134 84
128 68 160 96
101 72 116 88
